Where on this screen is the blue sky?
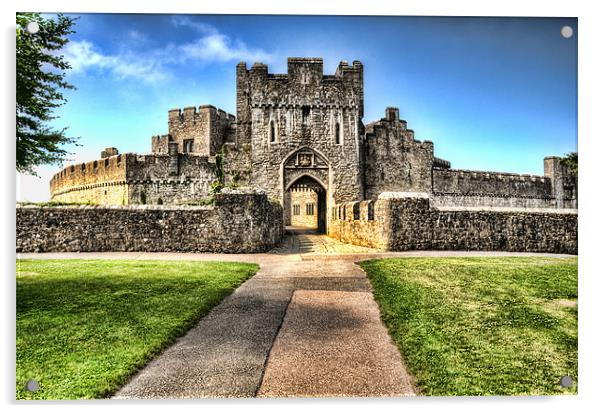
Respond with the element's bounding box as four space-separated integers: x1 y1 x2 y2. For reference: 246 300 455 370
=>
17 14 577 201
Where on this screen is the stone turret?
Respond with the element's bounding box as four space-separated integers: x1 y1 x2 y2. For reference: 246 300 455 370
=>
100 147 119 158
544 156 578 208
167 105 235 156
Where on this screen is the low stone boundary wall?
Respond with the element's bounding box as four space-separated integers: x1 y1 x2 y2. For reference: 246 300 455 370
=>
17 190 283 253
329 193 577 254
328 200 386 249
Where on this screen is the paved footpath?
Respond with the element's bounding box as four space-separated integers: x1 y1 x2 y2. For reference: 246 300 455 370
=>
18 230 574 398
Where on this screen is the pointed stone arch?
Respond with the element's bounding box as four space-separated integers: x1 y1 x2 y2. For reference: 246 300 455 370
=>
284 172 328 192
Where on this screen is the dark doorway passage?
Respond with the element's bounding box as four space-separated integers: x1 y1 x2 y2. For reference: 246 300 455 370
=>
286 175 327 234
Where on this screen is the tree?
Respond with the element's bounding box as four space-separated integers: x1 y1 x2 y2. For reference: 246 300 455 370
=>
560 152 578 175
16 13 77 175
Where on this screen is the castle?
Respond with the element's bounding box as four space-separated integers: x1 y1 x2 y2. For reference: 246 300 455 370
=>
50 57 577 233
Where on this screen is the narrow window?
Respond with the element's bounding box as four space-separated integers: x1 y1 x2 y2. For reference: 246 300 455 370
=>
183 139 193 153
293 204 301 216
301 71 309 84
335 123 341 145
302 106 310 125
306 203 315 216
104 158 109 167
269 120 276 143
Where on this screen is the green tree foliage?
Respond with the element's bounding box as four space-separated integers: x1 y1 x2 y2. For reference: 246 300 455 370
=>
560 152 578 175
16 13 77 175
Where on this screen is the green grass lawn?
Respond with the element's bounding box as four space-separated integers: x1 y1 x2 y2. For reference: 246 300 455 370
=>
16 259 259 400
360 257 577 396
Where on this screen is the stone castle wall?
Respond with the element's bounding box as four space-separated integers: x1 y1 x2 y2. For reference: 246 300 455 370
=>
328 200 387 249
329 193 577 254
51 152 219 205
431 194 555 209
364 108 435 199
125 154 217 205
431 156 577 209
17 191 283 253
432 168 552 197
544 156 578 209
222 141 252 188
290 189 318 228
50 154 129 205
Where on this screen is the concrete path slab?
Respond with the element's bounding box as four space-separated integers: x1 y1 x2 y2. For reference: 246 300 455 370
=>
113 276 293 398
257 290 416 397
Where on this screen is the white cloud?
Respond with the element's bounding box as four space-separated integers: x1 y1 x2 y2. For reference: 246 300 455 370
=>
62 22 274 85
170 19 274 64
179 34 274 64
63 40 108 73
127 29 148 43
63 40 169 84
171 16 218 35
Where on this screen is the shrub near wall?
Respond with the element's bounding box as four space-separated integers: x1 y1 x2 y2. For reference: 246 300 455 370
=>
16 190 283 253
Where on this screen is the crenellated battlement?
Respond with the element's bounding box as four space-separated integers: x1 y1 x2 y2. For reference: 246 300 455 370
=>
236 57 364 116
50 150 219 206
166 104 235 156
240 57 363 85
432 167 553 199
151 134 171 155
168 105 235 123
365 108 433 148
433 167 549 182
50 153 129 193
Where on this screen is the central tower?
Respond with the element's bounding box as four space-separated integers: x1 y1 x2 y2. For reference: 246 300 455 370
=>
234 57 365 230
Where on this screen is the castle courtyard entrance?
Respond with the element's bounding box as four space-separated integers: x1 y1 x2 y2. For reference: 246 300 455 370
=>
284 175 327 234
281 148 330 234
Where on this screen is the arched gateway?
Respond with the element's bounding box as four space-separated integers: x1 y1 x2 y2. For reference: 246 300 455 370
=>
281 147 330 233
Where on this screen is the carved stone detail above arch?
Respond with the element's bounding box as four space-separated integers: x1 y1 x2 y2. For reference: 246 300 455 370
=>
283 147 329 169
282 147 330 191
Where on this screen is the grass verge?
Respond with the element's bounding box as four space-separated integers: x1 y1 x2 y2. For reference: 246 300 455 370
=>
16 259 258 399
360 257 577 396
